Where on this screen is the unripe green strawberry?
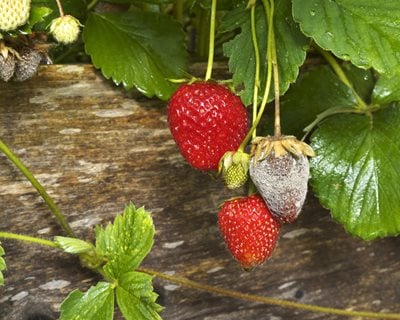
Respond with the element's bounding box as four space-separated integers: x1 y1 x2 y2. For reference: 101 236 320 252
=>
219 150 250 189
0 54 15 82
49 15 81 44
218 195 281 268
249 136 314 224
13 47 42 81
0 0 31 31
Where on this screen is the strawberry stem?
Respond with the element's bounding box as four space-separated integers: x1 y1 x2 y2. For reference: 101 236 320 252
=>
204 0 217 81
55 0 65 17
249 2 261 139
238 0 274 151
0 138 75 238
270 11 281 138
140 267 400 319
173 0 185 24
87 0 100 10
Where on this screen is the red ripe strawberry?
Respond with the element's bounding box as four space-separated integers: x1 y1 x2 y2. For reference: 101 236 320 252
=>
218 195 281 268
167 82 249 171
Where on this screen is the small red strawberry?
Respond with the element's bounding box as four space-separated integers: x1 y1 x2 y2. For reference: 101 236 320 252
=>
167 82 249 171
218 195 281 268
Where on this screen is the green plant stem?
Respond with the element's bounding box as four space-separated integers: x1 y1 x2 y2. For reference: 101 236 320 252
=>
0 232 59 248
0 138 75 238
173 0 185 24
250 3 261 139
87 0 100 11
197 9 210 59
204 0 217 81
140 267 400 319
238 0 274 151
316 47 368 110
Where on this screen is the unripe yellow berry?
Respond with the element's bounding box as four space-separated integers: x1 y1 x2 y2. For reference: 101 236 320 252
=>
0 0 31 31
49 15 81 44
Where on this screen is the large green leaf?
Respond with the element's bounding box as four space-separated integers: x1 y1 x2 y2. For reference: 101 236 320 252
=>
116 271 163 320
292 0 400 75
60 282 114 320
83 11 188 100
95 204 155 279
310 104 400 240
222 0 308 106
0 245 5 286
372 72 400 105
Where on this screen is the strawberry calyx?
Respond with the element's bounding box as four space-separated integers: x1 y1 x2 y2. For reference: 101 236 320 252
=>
218 150 250 189
0 41 21 60
251 135 315 162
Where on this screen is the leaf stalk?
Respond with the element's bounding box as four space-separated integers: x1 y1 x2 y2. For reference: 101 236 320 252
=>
316 46 368 110
0 232 59 248
0 138 75 238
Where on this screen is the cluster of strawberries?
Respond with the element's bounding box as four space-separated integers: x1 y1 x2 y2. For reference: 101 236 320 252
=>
168 82 314 269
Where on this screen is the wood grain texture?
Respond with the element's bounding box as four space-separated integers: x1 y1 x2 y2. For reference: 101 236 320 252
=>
1 64 400 320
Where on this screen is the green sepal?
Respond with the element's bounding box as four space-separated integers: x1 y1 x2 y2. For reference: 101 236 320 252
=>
219 151 250 189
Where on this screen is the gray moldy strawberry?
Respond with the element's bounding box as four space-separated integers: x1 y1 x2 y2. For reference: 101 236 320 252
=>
249 135 314 223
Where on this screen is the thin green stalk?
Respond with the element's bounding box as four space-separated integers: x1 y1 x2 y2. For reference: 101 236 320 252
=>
204 0 217 81
196 9 210 59
238 0 274 150
250 3 261 139
316 47 368 110
301 106 364 141
140 267 400 319
173 0 185 24
0 138 75 238
0 232 59 248
87 0 99 10
269 1 281 138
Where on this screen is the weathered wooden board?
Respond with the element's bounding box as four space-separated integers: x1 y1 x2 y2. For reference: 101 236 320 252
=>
1 64 400 320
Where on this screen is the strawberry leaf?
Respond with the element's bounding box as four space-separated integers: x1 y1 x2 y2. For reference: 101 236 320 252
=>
310 104 400 240
372 72 400 105
95 203 155 279
60 282 114 320
292 0 400 75
116 271 163 320
83 11 188 100
222 0 308 106
0 245 5 286
54 236 94 254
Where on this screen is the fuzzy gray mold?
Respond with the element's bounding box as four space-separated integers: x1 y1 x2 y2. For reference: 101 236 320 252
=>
13 48 42 82
249 152 310 223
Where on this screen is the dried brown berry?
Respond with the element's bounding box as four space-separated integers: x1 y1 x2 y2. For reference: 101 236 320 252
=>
0 54 15 82
13 48 42 82
249 135 314 223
